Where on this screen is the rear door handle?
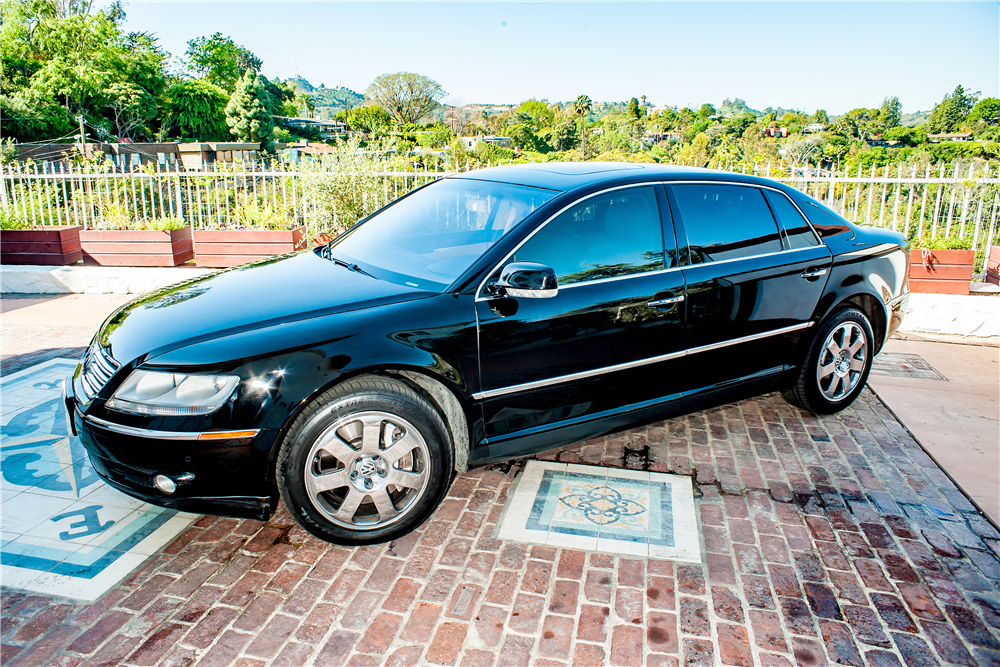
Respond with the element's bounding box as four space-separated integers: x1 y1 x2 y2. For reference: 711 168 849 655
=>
647 295 685 308
801 268 828 281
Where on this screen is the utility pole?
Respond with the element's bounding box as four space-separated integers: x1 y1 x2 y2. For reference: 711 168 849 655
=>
77 114 86 157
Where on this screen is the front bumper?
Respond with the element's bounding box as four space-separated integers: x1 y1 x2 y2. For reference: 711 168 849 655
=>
71 382 279 521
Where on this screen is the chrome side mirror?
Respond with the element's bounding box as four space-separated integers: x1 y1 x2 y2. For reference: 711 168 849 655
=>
490 262 558 299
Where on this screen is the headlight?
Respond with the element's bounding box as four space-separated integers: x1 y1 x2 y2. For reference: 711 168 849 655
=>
106 370 239 416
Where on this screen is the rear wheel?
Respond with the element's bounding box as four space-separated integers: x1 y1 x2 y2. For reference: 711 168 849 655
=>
782 308 874 414
277 376 453 545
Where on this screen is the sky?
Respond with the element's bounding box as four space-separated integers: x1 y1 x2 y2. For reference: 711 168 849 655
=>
121 1 1000 114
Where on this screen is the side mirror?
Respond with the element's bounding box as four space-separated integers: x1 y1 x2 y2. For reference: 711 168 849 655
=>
491 262 558 299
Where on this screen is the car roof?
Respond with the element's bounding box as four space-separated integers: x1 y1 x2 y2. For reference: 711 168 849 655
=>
451 162 760 192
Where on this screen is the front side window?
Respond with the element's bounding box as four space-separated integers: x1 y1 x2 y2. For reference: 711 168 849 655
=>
671 184 782 263
513 186 665 286
763 189 819 249
331 178 557 290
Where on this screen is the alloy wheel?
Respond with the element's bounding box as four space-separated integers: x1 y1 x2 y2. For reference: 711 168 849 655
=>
815 321 868 402
303 411 430 530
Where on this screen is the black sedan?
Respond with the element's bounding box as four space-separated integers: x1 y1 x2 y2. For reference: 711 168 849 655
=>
67 163 910 544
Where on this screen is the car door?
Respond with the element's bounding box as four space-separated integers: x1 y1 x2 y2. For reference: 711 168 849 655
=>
665 182 832 394
474 184 686 456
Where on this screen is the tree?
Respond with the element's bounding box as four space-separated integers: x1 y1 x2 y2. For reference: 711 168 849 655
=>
573 94 592 156
163 79 229 140
1 0 168 141
344 105 392 137
783 136 823 164
365 72 446 126
225 71 274 152
927 85 980 133
105 81 156 139
967 97 1000 125
812 109 829 124
295 92 316 118
878 96 901 131
508 123 538 152
185 33 261 92
515 99 554 132
627 97 642 121
698 103 716 120
551 119 578 151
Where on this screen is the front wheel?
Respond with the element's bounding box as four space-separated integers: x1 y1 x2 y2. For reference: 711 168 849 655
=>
782 308 874 414
276 376 453 545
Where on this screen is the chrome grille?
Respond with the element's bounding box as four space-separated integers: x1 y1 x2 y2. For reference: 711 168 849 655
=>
80 342 119 400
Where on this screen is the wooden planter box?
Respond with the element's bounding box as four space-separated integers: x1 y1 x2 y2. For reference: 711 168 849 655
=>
194 227 307 268
908 248 974 295
986 246 1000 286
1 225 83 265
80 227 194 266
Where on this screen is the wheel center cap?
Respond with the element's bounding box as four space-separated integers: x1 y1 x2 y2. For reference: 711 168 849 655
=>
835 353 851 377
349 454 387 492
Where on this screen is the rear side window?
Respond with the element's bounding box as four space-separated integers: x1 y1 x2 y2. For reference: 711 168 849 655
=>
763 190 819 249
800 201 854 238
514 186 664 285
671 184 782 263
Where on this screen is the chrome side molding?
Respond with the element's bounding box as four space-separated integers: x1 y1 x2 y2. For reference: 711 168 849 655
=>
472 321 814 400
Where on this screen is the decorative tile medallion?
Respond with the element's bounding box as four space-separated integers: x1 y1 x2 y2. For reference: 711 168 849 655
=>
498 461 701 562
1 358 197 601
870 353 947 380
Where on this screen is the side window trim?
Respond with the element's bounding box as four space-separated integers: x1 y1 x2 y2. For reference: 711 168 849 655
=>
663 183 691 267
656 183 686 269
476 183 667 298
762 188 822 248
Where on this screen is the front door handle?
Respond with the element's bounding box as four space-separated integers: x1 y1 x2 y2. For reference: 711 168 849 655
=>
801 268 828 281
647 295 685 309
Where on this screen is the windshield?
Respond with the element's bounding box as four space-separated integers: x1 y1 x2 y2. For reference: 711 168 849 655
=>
329 178 558 290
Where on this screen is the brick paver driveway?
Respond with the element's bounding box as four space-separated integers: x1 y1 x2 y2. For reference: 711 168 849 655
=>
2 324 1000 666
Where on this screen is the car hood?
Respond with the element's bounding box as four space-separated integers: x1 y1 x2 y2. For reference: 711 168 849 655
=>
98 251 433 365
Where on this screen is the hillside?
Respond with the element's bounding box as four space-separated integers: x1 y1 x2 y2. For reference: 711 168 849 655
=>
286 76 365 115
719 97 759 116
901 110 931 127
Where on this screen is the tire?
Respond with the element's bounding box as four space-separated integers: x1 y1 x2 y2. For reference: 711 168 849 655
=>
782 308 875 415
276 375 453 545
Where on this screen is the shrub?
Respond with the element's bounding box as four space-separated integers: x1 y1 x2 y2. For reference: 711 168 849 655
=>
908 235 972 250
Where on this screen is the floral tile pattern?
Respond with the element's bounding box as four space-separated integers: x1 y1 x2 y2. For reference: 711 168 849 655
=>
0 358 197 601
498 461 701 562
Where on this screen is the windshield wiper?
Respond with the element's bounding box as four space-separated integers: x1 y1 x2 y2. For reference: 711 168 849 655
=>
329 255 377 280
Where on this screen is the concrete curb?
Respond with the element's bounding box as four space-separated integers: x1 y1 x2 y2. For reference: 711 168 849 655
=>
1 265 217 295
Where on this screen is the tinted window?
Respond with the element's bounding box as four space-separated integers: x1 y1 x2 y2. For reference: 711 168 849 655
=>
763 189 818 249
800 201 854 238
514 186 664 285
671 184 782 263
332 178 556 290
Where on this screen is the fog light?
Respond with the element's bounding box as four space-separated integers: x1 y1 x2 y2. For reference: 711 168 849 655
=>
153 474 177 494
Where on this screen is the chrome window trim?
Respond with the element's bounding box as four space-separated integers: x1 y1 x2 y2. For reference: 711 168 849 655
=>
85 414 260 441
680 244 819 270
471 321 813 400
475 179 827 301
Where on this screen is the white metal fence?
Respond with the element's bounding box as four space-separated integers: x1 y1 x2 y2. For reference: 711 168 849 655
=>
3 159 998 272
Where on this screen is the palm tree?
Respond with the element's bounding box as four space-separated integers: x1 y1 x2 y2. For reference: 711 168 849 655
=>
573 95 592 157
296 92 316 119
